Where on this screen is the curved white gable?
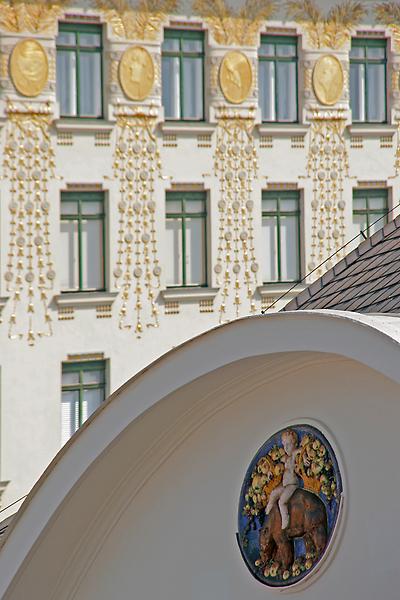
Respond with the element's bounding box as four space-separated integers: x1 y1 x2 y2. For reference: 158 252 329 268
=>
1 310 400 599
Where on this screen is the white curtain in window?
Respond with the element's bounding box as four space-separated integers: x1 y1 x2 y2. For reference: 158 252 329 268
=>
259 62 275 121
367 64 386 122
61 390 79 446
60 221 79 291
56 52 77 116
166 219 182 285
162 57 180 119
81 388 103 423
276 62 297 122
79 53 102 117
280 216 299 281
185 218 205 285
182 58 203 119
262 216 278 281
350 63 365 121
81 219 103 290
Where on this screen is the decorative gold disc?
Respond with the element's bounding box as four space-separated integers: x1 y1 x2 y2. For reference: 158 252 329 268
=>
10 39 49 98
119 46 154 101
312 54 344 106
219 51 253 105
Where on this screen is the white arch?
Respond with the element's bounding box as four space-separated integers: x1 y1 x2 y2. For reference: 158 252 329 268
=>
1 309 400 598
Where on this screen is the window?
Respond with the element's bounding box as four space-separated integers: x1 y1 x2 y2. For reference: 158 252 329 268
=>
166 192 207 287
353 189 388 238
162 29 204 121
262 191 300 282
350 38 387 123
61 360 106 445
60 191 105 292
258 35 298 123
56 23 103 118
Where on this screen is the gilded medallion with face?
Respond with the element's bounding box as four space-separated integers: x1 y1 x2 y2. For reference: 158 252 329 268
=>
312 55 344 106
219 51 253 104
10 39 49 98
119 46 154 102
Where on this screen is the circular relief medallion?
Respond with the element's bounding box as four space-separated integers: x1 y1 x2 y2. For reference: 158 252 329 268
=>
238 425 343 588
119 46 154 101
312 55 344 106
219 51 253 104
10 39 49 97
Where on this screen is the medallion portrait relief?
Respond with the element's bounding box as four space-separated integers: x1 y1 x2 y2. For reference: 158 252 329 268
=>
312 54 344 106
10 39 49 97
237 425 343 588
119 46 155 101
219 50 253 104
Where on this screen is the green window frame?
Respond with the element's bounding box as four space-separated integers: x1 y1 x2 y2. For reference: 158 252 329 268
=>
258 35 298 123
61 360 106 444
262 191 301 283
350 38 387 123
60 191 106 292
162 29 205 121
353 189 388 237
166 191 207 287
56 22 103 118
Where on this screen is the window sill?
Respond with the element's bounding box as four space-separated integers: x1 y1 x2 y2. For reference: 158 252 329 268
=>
53 119 115 134
161 287 218 302
348 124 397 137
55 291 118 308
258 283 305 306
161 122 216 135
257 124 309 136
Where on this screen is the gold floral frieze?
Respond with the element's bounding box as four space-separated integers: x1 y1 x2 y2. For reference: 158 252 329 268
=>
312 55 344 106
119 46 154 100
286 0 366 49
94 0 178 40
193 0 276 46
0 0 68 33
219 51 253 104
10 39 49 97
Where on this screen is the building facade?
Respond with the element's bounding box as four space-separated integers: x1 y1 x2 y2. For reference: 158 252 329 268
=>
0 0 400 508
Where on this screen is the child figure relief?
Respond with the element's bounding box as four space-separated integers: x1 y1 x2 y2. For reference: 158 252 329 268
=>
265 429 300 529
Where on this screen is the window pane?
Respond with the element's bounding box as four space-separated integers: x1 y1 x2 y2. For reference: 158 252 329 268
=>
79 33 101 47
81 219 104 290
262 216 278 282
350 46 365 59
185 199 204 213
353 196 366 210
276 61 297 121
182 57 203 119
79 52 102 117
185 218 206 285
280 216 299 281
350 63 365 121
81 201 103 215
279 198 298 211
81 388 103 423
259 61 275 121
352 213 367 239
162 57 180 119
366 64 386 122
62 371 80 385
57 51 77 116
259 43 275 57
276 43 296 57
163 38 180 52
368 196 386 210
262 197 277 212
61 201 78 215
166 218 183 285
60 220 79 291
57 32 76 46
82 368 105 385
182 40 202 53
366 46 385 59
369 212 387 234
166 200 182 213
61 390 79 445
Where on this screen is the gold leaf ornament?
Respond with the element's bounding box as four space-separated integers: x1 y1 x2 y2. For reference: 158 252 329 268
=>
0 0 68 33
374 2 400 51
193 0 276 46
10 39 49 97
219 50 253 104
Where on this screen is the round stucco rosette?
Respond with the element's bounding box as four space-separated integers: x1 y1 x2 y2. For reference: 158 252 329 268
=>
119 46 155 101
237 424 343 589
219 50 253 104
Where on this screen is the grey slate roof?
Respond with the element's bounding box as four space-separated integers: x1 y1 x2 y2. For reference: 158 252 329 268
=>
283 215 400 313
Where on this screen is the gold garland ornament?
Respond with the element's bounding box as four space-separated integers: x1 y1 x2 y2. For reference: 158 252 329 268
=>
214 110 258 322
10 39 49 98
374 2 400 51
3 103 56 345
219 51 253 105
312 54 344 106
0 0 68 33
113 112 162 336
119 46 155 101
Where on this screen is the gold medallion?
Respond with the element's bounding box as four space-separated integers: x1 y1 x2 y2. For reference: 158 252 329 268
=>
10 39 48 97
312 55 344 106
119 46 154 101
219 51 253 105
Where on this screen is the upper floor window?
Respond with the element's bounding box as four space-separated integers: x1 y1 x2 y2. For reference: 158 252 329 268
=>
61 360 106 445
56 23 103 118
60 191 106 292
162 29 204 121
352 189 388 238
258 35 298 123
166 191 207 287
350 38 387 123
262 190 300 283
